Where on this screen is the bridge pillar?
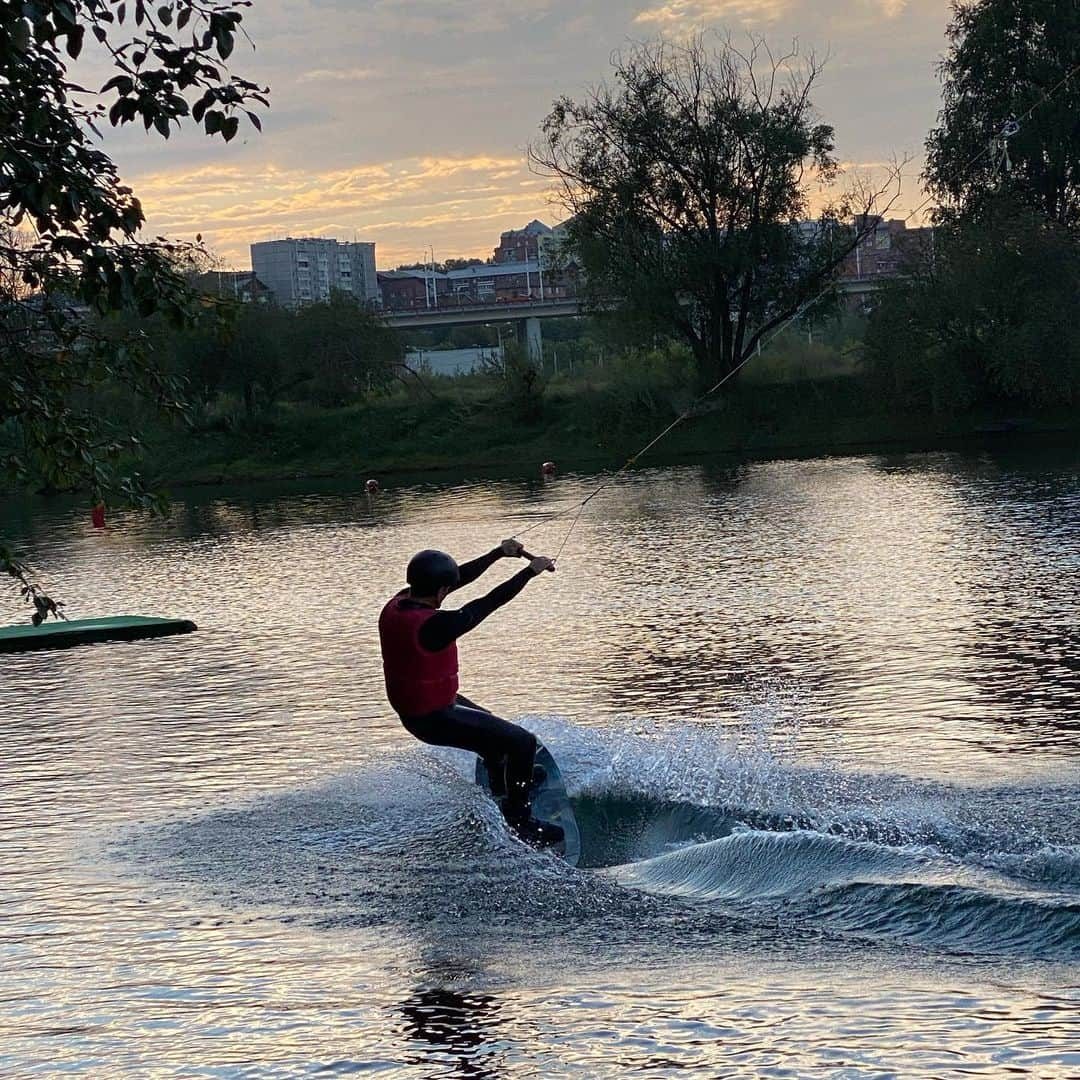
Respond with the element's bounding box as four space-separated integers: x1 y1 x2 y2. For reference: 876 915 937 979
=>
516 316 543 365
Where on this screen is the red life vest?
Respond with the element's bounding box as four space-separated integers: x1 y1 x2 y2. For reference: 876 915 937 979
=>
379 594 459 717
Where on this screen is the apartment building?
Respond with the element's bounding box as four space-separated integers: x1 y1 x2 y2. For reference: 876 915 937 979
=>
250 238 379 308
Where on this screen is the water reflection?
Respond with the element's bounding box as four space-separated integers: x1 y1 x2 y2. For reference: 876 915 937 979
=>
3 445 1080 1076
5 447 1080 774
399 987 506 1078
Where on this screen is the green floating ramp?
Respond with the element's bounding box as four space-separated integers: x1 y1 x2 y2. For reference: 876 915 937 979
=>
0 615 197 653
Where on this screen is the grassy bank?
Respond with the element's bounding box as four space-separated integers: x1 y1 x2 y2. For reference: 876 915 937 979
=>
132 372 1080 488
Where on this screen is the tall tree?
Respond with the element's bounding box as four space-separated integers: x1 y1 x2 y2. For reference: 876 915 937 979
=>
1 0 267 609
864 198 1080 410
290 293 402 406
926 0 1080 228
532 33 900 388
867 0 1080 415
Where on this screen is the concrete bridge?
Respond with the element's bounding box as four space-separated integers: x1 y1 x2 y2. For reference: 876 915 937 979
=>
381 278 883 360
382 297 580 361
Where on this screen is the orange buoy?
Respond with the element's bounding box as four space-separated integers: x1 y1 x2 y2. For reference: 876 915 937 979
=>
365 478 379 494
91 503 106 529
541 461 556 476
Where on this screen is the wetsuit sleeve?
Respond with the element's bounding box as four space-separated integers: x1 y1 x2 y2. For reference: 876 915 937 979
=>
451 548 504 591
418 567 536 652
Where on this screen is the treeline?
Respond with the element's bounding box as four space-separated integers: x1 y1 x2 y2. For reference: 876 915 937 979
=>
862 0 1080 413
151 291 405 423
863 200 1080 411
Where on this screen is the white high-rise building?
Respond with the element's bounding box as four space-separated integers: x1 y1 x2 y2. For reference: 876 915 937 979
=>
250 237 379 308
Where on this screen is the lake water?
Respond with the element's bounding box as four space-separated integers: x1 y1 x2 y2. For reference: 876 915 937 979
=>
2 446 1078 1077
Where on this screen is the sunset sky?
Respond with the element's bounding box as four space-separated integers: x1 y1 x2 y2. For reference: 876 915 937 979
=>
104 0 954 270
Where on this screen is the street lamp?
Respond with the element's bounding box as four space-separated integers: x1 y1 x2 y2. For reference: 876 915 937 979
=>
422 245 439 309
484 322 504 366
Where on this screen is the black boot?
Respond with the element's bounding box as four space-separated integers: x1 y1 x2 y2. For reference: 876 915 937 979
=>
512 816 565 848
501 791 564 849
483 754 509 798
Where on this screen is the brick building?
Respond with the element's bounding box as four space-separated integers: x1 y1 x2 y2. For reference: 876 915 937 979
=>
193 270 272 303
377 269 449 309
378 258 579 310
493 219 553 264
839 217 934 280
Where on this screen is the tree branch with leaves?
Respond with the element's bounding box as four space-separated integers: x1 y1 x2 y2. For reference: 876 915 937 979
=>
1 0 268 616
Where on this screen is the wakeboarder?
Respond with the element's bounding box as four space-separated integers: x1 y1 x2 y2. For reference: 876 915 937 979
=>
379 540 564 847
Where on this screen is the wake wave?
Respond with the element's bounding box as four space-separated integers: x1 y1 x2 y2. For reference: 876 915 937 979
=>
606 826 1080 960
613 829 925 901
116 715 1080 963
805 882 1080 961
553 718 1080 960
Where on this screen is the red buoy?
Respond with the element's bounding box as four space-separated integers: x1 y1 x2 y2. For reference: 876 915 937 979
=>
541 461 556 476
91 503 106 529
365 478 379 494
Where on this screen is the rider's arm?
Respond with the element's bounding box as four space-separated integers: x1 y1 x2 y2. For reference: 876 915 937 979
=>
452 548 504 591
451 539 526 592
419 566 537 652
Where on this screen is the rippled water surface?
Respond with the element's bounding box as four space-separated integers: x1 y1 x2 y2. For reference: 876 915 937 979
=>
2 447 1079 1077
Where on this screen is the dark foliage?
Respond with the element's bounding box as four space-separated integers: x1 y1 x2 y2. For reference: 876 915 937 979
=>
1 0 268 609
533 33 900 389
926 0 1080 230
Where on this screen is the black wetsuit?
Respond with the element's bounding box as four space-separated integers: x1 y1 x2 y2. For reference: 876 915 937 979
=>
396 550 540 810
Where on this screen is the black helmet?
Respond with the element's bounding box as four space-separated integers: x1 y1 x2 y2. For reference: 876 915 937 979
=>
407 549 460 595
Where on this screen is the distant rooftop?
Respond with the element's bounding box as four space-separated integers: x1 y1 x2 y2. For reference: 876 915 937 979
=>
502 219 552 237
252 236 373 246
446 259 541 278
378 268 449 281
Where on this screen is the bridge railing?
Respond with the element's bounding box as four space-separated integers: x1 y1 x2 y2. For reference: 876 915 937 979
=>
382 297 583 319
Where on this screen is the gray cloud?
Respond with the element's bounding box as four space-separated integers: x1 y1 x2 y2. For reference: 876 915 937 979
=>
98 0 953 264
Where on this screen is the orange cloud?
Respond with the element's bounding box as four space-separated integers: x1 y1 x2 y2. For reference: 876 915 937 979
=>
296 67 382 83
127 153 561 268
635 0 793 26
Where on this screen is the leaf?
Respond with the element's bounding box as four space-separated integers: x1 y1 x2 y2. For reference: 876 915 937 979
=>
245 110 261 132
66 24 85 58
214 22 235 60
101 75 134 94
11 19 30 52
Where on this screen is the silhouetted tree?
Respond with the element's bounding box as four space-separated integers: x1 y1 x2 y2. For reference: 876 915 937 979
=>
926 0 1080 229
533 33 901 388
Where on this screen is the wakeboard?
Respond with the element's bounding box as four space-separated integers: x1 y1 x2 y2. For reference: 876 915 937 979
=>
475 741 581 866
0 615 196 653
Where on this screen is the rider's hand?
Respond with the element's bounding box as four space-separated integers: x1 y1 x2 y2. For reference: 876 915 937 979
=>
529 555 555 575
500 538 525 557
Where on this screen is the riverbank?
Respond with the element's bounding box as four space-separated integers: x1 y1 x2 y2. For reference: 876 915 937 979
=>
131 374 1080 488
